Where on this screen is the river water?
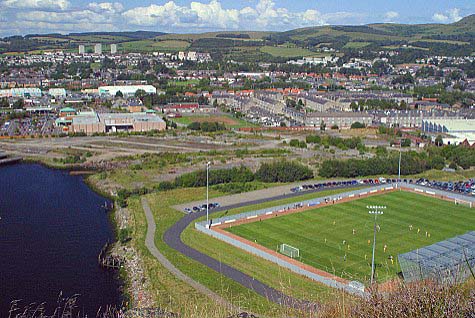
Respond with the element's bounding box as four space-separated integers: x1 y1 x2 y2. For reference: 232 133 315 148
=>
0 163 122 316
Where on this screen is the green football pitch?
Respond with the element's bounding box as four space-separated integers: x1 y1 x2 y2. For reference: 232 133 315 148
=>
226 191 475 283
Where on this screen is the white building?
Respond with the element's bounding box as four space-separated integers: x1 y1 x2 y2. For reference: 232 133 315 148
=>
94 44 102 54
48 88 67 98
98 85 157 97
110 44 117 55
10 88 42 98
422 119 475 145
78 45 85 54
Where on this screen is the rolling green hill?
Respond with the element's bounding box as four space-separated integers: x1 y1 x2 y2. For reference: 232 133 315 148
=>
1 15 474 58
267 15 475 55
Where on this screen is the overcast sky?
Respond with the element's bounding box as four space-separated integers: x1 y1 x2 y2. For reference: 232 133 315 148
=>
0 0 474 37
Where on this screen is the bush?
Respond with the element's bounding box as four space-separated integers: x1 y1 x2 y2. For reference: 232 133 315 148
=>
188 121 226 132
212 182 260 194
351 122 366 129
306 135 321 144
155 181 176 191
319 151 444 178
401 139 411 147
174 166 254 188
255 161 313 183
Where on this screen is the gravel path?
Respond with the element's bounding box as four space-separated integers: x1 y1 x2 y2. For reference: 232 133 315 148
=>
141 197 234 310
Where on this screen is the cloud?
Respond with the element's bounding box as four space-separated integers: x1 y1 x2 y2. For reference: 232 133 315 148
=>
432 8 462 23
122 0 329 30
2 0 69 10
384 11 399 21
0 0 389 36
87 2 124 14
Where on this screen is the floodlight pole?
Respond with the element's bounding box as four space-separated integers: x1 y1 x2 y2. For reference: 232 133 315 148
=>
398 145 402 190
206 161 211 228
368 205 386 285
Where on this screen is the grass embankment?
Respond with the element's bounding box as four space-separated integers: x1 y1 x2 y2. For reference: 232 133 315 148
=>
227 191 475 283
172 115 258 129
182 188 362 303
127 187 359 316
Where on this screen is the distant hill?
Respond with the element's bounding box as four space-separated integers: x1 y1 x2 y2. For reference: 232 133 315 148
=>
0 17 474 59
267 15 475 52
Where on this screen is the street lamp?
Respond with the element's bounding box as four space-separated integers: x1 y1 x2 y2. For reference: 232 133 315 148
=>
206 161 211 228
368 205 386 285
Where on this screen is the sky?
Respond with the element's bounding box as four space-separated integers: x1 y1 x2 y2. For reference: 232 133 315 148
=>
0 0 474 37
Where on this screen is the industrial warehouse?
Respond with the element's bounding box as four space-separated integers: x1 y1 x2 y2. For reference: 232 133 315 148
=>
422 119 475 145
98 85 158 97
56 110 166 134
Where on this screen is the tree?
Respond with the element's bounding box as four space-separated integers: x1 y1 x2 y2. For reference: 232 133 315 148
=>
0 97 9 108
351 122 365 129
401 138 411 147
135 89 147 99
400 100 408 110
435 135 444 147
12 98 24 109
255 161 313 183
115 90 123 98
320 120 326 131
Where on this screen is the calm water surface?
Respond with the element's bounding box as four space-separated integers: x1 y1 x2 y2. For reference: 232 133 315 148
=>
0 163 122 316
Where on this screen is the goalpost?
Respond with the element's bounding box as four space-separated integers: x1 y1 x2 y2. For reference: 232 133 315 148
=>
454 198 473 208
279 244 300 259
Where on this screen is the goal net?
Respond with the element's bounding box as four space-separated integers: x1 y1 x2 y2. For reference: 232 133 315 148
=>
455 198 473 208
279 244 300 258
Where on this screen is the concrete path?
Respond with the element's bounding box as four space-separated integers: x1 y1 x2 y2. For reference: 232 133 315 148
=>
141 197 234 310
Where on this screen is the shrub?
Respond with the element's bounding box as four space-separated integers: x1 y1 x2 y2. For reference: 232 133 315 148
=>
174 166 254 188
187 121 226 132
351 122 366 129
306 135 321 144
255 161 313 183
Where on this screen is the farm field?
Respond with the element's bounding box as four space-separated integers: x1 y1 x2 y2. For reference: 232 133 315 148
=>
226 191 475 284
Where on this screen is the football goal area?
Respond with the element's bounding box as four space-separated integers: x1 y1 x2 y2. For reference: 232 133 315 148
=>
455 198 473 208
279 243 300 259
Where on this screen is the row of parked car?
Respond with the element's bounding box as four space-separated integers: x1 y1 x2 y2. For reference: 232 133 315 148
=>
414 178 475 195
291 177 475 196
184 202 221 214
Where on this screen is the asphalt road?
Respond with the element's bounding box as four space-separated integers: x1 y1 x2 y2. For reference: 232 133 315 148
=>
163 184 364 309
141 197 234 310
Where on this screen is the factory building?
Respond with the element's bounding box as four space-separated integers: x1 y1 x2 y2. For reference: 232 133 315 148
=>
98 85 157 97
65 111 166 134
422 119 475 145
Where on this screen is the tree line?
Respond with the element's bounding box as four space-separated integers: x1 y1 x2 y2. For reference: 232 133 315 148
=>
318 151 445 178
188 122 226 132
156 161 314 192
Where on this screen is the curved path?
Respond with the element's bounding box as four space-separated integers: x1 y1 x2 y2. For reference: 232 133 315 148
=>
162 186 362 310
141 197 234 310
